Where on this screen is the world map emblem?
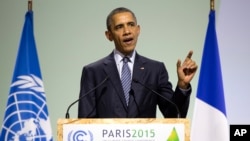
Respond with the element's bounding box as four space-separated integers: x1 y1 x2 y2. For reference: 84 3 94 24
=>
1 74 53 141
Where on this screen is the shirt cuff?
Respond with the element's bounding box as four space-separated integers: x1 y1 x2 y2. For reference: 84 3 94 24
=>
179 87 191 96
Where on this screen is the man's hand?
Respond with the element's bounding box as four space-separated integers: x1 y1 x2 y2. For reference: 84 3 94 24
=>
176 50 198 89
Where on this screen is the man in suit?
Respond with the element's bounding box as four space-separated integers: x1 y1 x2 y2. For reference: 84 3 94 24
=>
78 7 197 118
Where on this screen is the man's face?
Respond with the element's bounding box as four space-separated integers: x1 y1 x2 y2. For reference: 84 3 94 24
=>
105 12 140 55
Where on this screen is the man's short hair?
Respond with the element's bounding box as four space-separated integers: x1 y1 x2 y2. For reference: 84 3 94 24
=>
106 7 137 31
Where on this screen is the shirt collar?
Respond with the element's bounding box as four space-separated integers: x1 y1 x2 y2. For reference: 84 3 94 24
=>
114 49 136 63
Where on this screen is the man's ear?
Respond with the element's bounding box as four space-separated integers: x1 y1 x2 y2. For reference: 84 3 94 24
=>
105 31 113 41
137 25 141 35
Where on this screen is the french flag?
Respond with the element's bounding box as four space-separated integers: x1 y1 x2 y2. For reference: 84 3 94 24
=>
191 9 229 141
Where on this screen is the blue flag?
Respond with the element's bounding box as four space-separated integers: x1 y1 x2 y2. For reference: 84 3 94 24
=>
191 10 229 141
0 11 53 141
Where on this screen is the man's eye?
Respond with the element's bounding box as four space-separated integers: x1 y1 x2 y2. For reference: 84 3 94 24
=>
129 22 135 26
115 25 122 29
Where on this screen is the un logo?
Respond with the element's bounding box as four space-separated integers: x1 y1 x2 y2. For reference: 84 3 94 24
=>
1 74 53 141
67 130 93 141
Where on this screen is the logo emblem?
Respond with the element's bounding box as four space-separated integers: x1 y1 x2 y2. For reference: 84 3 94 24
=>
1 75 52 141
68 130 93 141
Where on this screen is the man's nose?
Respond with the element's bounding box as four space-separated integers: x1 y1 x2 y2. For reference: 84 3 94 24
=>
123 26 131 35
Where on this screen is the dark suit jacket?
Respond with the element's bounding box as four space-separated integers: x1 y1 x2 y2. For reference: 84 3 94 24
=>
78 52 191 118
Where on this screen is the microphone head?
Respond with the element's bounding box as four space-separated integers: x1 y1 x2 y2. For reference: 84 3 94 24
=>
132 78 139 83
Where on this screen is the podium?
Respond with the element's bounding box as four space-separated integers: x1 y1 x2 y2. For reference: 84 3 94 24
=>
57 118 190 141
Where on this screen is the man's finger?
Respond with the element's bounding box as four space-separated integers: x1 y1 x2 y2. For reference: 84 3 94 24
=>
186 50 193 59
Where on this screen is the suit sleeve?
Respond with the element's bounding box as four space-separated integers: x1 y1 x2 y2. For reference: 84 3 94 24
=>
157 63 191 118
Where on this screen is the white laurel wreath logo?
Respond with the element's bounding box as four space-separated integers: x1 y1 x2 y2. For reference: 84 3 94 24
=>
11 74 45 97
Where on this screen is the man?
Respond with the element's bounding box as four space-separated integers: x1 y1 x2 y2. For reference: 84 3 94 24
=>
78 7 197 118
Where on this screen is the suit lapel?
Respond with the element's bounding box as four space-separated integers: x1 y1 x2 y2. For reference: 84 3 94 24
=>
131 53 147 106
103 53 128 110
132 54 146 82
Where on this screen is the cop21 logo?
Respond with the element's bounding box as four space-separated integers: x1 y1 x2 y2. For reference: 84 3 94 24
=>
1 75 53 141
67 130 93 141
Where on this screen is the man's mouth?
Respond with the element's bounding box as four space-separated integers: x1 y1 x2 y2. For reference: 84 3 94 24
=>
123 37 133 44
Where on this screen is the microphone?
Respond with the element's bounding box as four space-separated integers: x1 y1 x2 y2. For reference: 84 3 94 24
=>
132 79 181 118
65 76 109 118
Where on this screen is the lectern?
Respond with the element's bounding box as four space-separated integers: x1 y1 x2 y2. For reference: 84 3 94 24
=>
57 118 190 141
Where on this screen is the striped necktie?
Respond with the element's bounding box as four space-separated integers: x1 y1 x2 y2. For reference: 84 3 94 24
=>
121 57 131 106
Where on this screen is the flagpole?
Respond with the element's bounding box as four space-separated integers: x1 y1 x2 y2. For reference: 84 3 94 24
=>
210 0 214 10
28 0 32 11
